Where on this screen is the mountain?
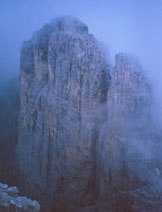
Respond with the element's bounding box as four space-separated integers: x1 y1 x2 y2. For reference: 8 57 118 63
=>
15 16 162 212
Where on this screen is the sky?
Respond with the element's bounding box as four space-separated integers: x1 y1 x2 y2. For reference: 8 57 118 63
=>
0 0 162 86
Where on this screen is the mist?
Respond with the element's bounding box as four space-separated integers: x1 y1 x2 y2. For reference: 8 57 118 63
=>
1 1 162 211
1 0 162 76
1 0 162 111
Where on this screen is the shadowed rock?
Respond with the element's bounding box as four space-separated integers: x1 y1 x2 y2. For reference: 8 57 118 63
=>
0 182 40 212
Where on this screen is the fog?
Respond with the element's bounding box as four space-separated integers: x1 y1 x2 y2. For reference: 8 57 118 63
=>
1 0 162 78
1 0 162 116
1 0 162 211
1 0 162 178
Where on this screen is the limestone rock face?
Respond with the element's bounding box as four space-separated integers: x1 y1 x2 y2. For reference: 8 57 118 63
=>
77 53 162 212
17 16 161 212
93 53 162 212
107 53 150 128
0 182 40 212
17 16 110 212
97 53 151 201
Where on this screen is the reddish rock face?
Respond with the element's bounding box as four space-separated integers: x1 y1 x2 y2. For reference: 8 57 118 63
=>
17 16 110 212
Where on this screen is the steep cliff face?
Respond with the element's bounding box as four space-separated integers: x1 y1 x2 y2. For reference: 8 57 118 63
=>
77 53 162 212
0 182 40 212
97 53 152 201
17 16 110 212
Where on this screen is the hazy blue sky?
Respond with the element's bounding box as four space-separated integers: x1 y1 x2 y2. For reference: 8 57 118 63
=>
0 0 162 84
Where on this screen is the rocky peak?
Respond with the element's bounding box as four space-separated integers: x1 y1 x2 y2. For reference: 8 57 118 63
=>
17 16 110 212
50 16 89 34
115 53 140 69
113 53 146 87
31 16 89 54
108 53 150 126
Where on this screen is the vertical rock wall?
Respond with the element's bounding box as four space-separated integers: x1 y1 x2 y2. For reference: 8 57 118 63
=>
97 53 151 201
17 16 110 212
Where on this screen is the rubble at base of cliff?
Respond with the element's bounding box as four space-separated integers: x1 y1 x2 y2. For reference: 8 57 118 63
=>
0 182 40 212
